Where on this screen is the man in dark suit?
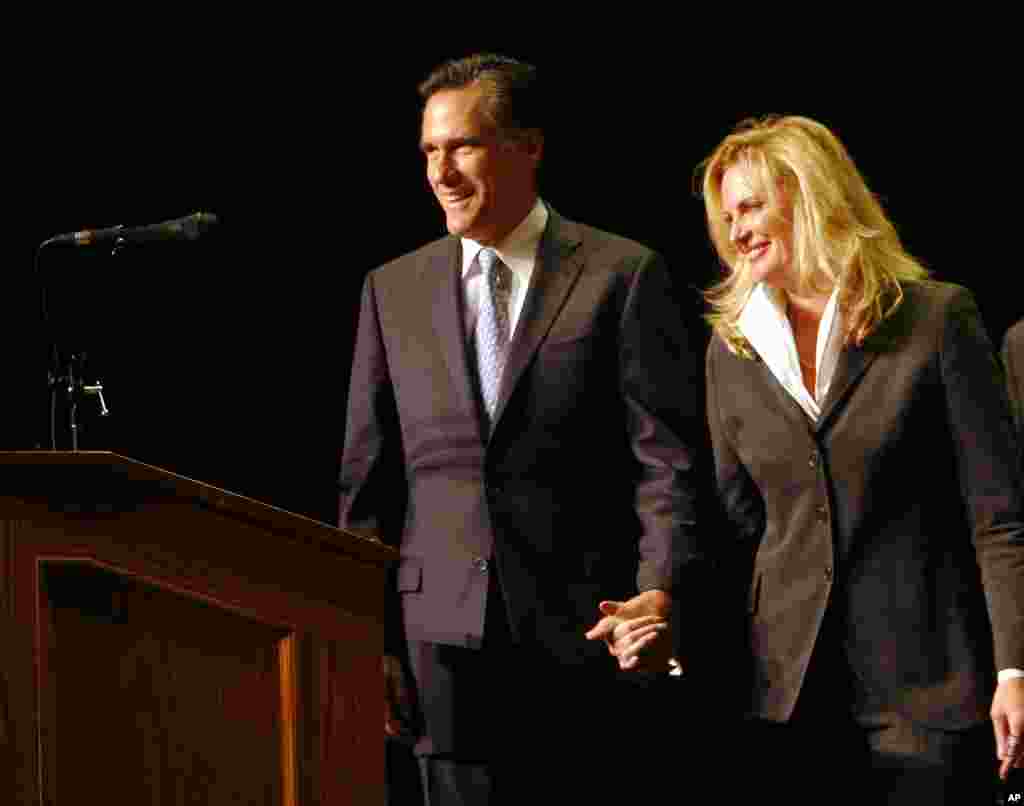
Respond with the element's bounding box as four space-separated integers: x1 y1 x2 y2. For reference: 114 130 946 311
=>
338 54 703 804
1004 319 1024 440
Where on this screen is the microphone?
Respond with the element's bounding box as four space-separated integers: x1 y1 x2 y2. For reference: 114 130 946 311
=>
43 211 218 247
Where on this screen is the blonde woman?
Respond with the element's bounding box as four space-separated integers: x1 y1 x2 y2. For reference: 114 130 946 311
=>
697 116 1023 802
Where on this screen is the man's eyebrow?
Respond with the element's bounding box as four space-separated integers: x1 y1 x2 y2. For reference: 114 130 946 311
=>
421 135 485 151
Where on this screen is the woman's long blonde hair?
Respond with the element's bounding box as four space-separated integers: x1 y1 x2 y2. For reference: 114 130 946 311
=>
698 116 927 355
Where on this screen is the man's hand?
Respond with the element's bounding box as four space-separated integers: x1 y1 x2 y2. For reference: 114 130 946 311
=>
384 654 416 740
992 676 1024 780
584 589 673 672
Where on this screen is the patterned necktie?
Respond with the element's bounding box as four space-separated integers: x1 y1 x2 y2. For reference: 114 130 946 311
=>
475 247 510 421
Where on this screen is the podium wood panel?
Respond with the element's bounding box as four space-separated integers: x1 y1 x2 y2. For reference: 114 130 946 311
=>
0 452 396 805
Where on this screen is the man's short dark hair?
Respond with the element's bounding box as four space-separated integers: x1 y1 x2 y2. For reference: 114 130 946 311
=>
418 53 544 137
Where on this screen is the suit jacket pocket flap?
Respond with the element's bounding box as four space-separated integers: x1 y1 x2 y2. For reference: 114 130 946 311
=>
396 559 422 593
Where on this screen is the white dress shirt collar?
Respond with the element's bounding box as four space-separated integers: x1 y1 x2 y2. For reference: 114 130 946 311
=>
459 199 548 338
460 198 549 280
737 282 843 422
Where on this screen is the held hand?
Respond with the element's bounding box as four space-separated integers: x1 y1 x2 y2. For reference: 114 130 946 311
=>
993 677 1024 781
584 590 673 672
384 654 416 740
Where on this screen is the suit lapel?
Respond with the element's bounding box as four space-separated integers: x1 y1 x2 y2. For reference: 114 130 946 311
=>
815 344 876 433
491 210 584 428
744 340 878 436
747 350 818 435
424 237 480 419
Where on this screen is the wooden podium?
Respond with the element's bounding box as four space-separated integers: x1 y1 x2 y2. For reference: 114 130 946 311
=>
0 452 396 804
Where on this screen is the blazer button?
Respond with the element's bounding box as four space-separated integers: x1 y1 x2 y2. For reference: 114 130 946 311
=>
824 566 833 581
473 557 489 573
808 451 818 469
816 506 828 523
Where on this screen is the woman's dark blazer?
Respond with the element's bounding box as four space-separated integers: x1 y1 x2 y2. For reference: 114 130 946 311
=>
706 281 1024 729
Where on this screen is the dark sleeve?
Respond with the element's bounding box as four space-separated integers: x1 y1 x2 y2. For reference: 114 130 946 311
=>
688 340 761 687
705 342 765 571
338 274 407 655
941 290 1024 671
618 253 706 593
1002 323 1024 443
338 273 406 542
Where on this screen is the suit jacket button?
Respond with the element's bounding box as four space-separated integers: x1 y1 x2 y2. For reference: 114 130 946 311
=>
474 557 489 573
824 566 833 581
808 451 818 469
816 506 828 523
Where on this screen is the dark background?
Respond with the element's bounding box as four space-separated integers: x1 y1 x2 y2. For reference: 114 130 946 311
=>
5 37 1018 526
